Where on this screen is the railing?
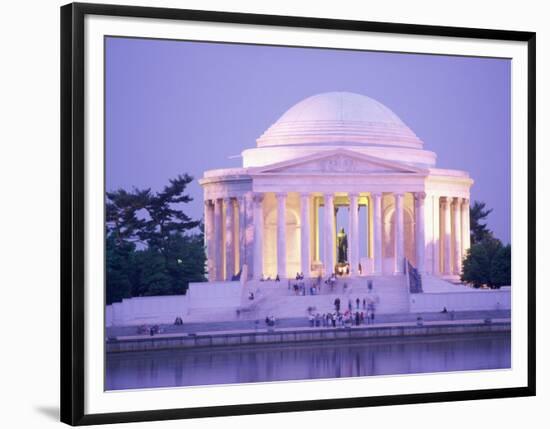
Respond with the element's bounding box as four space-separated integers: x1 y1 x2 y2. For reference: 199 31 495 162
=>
406 259 423 294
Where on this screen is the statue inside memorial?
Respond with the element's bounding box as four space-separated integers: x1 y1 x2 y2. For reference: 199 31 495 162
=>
337 227 348 264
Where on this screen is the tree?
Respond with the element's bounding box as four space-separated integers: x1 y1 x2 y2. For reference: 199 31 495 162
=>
461 237 504 288
163 233 207 294
490 245 511 287
105 235 135 305
133 249 172 296
105 174 205 301
140 174 200 252
461 243 491 288
106 188 150 245
470 201 493 245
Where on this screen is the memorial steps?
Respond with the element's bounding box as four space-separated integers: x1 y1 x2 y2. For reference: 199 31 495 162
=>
193 275 411 322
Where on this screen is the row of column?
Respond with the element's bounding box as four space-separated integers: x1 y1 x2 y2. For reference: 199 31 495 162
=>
205 192 469 281
440 196 470 276
370 192 425 275
204 195 254 281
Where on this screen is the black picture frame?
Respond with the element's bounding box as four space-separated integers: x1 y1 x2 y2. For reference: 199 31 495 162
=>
60 2 536 425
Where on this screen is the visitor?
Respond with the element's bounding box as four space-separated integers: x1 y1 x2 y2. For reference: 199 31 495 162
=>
441 306 448 313
265 315 276 328
356 297 360 310
332 313 337 327
362 298 366 310
348 299 352 311
334 297 341 312
308 314 314 327
275 274 280 282
248 292 255 300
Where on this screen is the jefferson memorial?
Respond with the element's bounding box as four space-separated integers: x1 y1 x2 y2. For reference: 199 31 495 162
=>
200 92 472 282
106 92 512 327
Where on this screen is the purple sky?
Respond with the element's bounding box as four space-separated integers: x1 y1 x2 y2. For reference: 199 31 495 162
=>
106 37 511 244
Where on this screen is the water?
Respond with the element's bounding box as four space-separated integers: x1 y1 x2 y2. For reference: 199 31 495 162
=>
106 333 510 391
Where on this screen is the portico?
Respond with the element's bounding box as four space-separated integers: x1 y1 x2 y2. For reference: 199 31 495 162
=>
200 92 473 281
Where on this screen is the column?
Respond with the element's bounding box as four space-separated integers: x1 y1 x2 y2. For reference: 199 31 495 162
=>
366 197 371 259
394 193 405 274
213 198 223 281
204 200 215 281
238 196 246 274
300 193 311 277
244 192 254 279
415 192 426 273
348 193 359 275
441 197 452 275
372 192 382 274
276 193 287 278
452 197 462 275
252 193 264 280
324 193 336 274
224 197 235 280
432 196 440 275
461 198 471 257
313 196 319 261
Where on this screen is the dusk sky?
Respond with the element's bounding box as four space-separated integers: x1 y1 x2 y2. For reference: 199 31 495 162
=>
105 37 511 244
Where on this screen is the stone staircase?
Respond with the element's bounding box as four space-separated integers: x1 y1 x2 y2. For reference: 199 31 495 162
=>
236 275 409 320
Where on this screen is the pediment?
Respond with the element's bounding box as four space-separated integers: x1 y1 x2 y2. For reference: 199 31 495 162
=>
252 150 424 175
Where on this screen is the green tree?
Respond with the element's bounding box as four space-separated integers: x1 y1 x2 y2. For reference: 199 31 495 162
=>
105 173 205 300
133 249 171 296
140 174 200 252
163 232 207 294
105 235 135 304
490 244 511 287
106 188 150 245
470 201 493 245
461 237 504 288
461 243 491 287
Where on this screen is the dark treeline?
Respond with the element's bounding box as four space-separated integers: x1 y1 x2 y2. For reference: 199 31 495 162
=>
461 201 511 288
106 174 206 304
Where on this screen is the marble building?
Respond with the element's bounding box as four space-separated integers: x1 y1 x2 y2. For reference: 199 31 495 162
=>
200 92 473 281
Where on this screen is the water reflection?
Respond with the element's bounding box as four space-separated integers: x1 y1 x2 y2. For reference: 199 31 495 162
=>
106 333 510 391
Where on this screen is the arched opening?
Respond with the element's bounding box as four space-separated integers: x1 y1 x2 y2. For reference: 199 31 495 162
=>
382 205 415 273
264 208 300 278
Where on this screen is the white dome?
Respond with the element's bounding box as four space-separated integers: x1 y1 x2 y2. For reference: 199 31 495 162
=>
256 92 423 149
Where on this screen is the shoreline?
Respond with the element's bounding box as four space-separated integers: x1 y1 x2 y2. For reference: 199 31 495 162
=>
106 318 510 354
